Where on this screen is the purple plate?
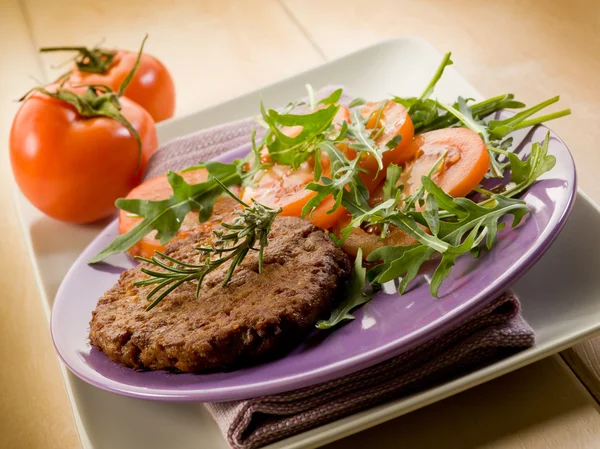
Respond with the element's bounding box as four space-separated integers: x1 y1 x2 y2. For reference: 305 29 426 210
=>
51 124 575 402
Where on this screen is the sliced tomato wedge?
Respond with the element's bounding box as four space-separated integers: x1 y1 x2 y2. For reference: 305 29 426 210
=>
241 106 351 230
339 101 415 192
241 158 347 230
119 168 241 258
401 128 490 198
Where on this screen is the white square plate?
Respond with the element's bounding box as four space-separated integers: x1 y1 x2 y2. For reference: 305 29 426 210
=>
15 37 600 448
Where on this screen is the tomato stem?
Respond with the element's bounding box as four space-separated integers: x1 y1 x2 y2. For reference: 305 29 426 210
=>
40 46 116 74
22 35 151 170
20 85 143 169
118 34 147 97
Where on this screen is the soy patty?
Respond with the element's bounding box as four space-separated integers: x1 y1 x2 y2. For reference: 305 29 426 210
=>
89 216 351 373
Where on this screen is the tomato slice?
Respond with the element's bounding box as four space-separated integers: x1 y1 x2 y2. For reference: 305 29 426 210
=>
241 159 347 230
241 102 413 231
336 128 489 258
333 217 420 258
119 168 241 258
339 101 415 192
241 107 351 230
401 128 490 198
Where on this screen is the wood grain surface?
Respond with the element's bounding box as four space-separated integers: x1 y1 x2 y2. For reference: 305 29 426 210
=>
0 2 81 449
1 0 599 448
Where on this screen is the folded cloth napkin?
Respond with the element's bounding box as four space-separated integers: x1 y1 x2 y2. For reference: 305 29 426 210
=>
144 116 262 180
142 88 535 449
205 292 533 449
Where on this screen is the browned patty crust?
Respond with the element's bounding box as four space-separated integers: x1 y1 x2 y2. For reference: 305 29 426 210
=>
89 217 352 373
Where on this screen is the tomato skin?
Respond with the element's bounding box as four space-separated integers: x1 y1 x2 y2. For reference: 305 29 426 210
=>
69 50 175 122
10 91 158 224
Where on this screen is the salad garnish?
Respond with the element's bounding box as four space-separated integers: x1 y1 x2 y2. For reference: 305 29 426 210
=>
316 248 372 329
90 52 570 325
89 161 245 263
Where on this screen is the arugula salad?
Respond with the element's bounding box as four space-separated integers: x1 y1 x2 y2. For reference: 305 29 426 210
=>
90 52 570 328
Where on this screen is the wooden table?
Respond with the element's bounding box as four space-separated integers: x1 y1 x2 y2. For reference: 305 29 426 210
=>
2 0 600 447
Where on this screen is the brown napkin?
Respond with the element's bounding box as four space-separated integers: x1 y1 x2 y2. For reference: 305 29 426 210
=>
143 88 535 449
205 292 533 449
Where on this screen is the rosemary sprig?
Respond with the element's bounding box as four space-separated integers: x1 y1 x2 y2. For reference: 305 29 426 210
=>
133 181 282 310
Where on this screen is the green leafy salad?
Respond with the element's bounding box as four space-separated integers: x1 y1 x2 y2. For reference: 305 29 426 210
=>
90 53 570 328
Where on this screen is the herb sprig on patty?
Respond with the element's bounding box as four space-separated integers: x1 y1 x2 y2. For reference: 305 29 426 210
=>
133 182 281 311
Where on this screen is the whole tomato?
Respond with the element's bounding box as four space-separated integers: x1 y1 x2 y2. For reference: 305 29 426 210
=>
42 38 175 122
10 85 158 224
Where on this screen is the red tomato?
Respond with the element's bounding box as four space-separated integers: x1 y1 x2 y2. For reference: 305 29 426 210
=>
68 49 175 122
10 88 158 224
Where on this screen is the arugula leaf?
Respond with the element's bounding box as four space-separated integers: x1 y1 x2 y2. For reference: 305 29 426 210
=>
429 226 483 296
340 197 397 241
503 132 556 198
392 52 453 131
487 97 570 140
422 194 440 235
437 98 505 177
364 173 530 297
318 88 343 106
414 177 529 245
378 163 403 237
348 98 366 108
89 161 243 263
470 94 525 118
346 108 386 172
417 93 525 134
395 97 441 133
338 154 449 246
420 52 453 100
315 248 373 329
367 245 434 294
383 163 402 202
260 101 339 168
301 114 381 220
386 212 450 253
242 129 269 187
386 134 403 150
437 95 569 179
